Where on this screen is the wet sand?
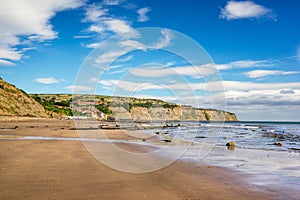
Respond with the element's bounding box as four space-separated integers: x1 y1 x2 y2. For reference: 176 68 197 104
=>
0 119 287 199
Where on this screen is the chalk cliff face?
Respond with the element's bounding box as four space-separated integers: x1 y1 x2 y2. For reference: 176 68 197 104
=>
112 106 238 122
0 78 48 117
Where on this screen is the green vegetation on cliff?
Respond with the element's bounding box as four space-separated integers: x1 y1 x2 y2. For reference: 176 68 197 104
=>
31 95 72 116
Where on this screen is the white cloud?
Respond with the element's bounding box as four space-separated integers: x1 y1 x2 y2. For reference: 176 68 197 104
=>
95 49 130 67
95 77 300 95
83 3 136 39
280 89 295 94
0 0 84 64
224 89 300 107
88 24 106 34
102 0 124 6
0 45 22 61
73 35 92 39
0 33 20 45
118 39 146 49
137 7 151 22
109 67 132 75
222 89 300 121
297 46 300 62
222 81 300 91
99 79 174 92
116 55 133 63
220 1 273 20
35 77 60 84
83 4 107 22
0 0 84 39
246 70 299 78
125 59 274 78
150 29 172 49
130 65 216 78
104 18 134 34
65 85 93 92
92 29 172 67
0 59 15 66
211 59 275 70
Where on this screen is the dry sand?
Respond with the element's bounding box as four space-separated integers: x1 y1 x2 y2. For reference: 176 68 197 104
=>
0 119 283 199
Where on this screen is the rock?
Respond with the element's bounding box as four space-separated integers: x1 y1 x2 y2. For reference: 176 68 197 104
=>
162 139 172 143
274 142 283 146
226 141 235 147
195 136 207 138
227 146 235 150
155 131 163 135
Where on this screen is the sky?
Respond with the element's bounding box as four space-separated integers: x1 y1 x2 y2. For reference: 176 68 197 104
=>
0 0 300 121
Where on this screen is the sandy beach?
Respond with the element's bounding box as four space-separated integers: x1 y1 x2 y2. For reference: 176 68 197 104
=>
0 119 292 200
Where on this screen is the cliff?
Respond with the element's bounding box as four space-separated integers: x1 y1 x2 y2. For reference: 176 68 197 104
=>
111 105 238 122
0 78 48 117
31 94 238 122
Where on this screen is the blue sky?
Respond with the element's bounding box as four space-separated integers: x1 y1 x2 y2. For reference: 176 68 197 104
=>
0 0 300 121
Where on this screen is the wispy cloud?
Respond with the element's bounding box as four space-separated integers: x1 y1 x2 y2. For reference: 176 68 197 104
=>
246 70 299 78
151 29 172 49
83 3 136 41
104 18 135 34
65 85 93 92
137 7 151 22
102 0 125 6
35 77 60 84
97 78 300 93
92 29 172 67
0 59 15 67
73 35 92 39
220 1 275 20
297 45 300 62
130 65 216 78
212 59 275 70
222 81 300 91
116 55 133 63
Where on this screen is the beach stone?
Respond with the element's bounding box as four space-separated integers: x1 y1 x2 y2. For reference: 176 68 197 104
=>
162 139 172 143
195 136 207 139
227 146 235 150
155 131 163 135
274 142 283 146
226 141 235 147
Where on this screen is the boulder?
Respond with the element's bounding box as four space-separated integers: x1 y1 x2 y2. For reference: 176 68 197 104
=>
274 142 283 146
226 141 235 147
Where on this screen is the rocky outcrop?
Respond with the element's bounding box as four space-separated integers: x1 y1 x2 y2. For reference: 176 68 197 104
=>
0 78 48 117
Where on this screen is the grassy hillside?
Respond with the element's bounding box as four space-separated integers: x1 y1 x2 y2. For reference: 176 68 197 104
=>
0 78 48 117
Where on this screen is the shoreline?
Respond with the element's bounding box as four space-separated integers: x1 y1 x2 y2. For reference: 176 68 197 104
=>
0 119 298 199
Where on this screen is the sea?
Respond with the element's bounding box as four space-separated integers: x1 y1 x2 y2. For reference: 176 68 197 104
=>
145 121 300 196
150 121 300 152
